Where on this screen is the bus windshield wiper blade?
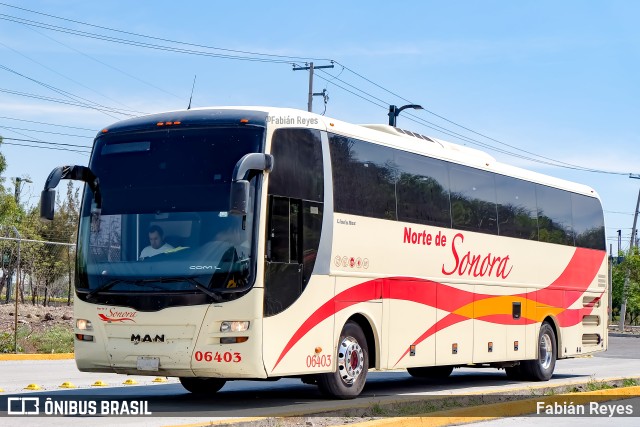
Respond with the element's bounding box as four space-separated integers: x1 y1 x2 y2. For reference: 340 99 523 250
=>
86 279 166 300
159 276 223 302
182 277 223 302
85 279 124 300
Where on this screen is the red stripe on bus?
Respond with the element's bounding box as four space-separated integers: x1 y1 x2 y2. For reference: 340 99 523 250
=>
527 248 605 306
271 280 378 371
273 248 605 372
393 312 468 366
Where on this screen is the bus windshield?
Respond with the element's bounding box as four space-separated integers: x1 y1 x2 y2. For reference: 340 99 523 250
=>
76 126 264 300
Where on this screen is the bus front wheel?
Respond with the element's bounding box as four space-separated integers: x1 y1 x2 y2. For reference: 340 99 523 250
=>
317 321 369 399
520 322 557 381
179 377 226 395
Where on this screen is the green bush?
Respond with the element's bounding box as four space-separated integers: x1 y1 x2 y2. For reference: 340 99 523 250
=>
0 331 24 353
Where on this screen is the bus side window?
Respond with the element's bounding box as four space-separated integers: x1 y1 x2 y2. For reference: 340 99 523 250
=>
264 128 323 317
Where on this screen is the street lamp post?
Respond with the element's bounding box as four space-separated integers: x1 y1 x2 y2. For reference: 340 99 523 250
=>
388 104 423 127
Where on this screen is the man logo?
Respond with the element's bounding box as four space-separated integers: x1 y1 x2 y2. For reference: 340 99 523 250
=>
189 265 213 270
131 334 165 344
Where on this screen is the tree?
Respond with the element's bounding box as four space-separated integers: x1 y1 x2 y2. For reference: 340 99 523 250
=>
17 182 80 306
612 247 640 326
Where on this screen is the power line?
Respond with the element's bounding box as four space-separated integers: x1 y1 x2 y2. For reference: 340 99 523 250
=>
0 2 329 62
0 62 137 118
0 126 91 154
1 137 91 150
605 210 635 216
0 115 96 131
1 4 633 177
1 140 89 155
23 24 184 102
0 39 144 112
0 87 135 115
0 13 299 64
0 125 93 138
315 66 628 175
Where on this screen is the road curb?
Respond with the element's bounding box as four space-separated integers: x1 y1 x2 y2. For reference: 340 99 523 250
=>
0 353 74 361
163 377 640 427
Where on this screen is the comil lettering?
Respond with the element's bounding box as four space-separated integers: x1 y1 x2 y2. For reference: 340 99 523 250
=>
442 233 513 279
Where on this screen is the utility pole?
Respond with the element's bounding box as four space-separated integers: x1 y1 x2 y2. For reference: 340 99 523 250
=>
609 243 614 323
293 62 334 112
620 187 640 331
13 177 32 205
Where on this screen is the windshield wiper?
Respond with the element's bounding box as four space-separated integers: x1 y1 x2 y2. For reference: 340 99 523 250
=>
85 279 166 300
162 277 223 302
85 279 124 300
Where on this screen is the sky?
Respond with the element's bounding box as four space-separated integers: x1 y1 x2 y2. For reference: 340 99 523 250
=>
0 0 639 250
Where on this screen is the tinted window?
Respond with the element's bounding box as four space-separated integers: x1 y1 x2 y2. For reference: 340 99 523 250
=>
495 175 538 240
269 129 323 201
396 152 451 227
536 185 574 245
91 127 264 214
329 134 397 220
572 194 605 250
450 166 498 234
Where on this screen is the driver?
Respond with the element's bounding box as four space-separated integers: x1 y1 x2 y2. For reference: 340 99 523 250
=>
140 225 174 258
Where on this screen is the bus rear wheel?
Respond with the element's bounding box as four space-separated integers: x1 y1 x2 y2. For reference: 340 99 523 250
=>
317 321 369 399
407 365 454 379
179 377 226 395
520 322 557 381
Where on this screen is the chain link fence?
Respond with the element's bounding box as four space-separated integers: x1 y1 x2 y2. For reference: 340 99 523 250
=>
0 234 76 306
0 227 76 353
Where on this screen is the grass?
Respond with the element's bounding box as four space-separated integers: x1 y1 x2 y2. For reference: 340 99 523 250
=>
585 378 614 392
27 325 74 353
0 326 29 353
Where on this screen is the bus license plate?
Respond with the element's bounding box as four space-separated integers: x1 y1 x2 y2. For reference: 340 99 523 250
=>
137 356 159 371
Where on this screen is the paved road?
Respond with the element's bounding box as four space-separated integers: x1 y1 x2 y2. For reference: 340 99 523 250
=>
0 336 638 426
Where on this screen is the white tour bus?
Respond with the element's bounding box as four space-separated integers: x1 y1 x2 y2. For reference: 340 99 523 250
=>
41 107 608 399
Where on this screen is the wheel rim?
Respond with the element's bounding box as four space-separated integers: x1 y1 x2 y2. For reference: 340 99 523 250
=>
338 335 364 385
539 332 553 369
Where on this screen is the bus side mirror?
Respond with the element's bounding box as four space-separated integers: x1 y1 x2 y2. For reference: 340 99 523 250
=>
229 180 250 216
229 153 274 216
40 165 102 222
40 189 56 221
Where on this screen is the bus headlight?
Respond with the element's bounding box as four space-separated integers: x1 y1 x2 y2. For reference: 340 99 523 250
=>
76 319 93 330
220 321 249 333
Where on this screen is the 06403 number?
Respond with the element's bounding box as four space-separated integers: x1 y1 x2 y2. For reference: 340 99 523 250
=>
306 354 332 368
194 351 241 363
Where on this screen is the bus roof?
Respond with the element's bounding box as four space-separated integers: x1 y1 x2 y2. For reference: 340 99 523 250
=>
106 106 600 199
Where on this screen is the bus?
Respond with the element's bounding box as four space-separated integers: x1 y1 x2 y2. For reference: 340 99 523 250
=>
40 107 608 399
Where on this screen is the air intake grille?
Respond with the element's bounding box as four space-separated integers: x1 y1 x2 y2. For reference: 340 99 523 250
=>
582 334 601 346
582 315 600 326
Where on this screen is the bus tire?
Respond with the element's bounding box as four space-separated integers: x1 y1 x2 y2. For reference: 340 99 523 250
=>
520 322 557 381
317 321 368 399
179 377 226 394
407 365 454 379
